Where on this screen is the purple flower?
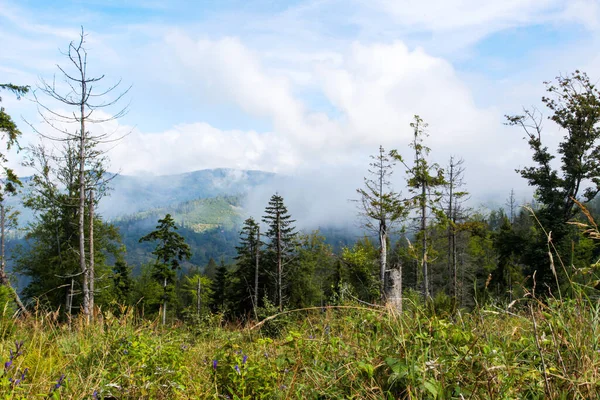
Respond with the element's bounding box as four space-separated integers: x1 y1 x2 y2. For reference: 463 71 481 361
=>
54 374 65 389
242 355 248 365
4 360 12 370
212 360 218 370
93 390 99 399
234 365 240 374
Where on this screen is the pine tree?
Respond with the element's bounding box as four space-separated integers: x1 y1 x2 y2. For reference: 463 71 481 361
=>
112 259 133 306
356 145 406 302
391 115 446 299
262 194 297 311
233 217 261 317
17 142 122 315
204 257 218 279
210 259 230 313
139 214 191 325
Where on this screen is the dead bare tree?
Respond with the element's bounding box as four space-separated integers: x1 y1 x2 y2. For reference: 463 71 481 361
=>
442 156 469 300
28 27 130 320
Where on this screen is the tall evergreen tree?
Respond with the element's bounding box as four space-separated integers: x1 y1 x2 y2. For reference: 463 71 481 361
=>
210 259 230 313
139 214 191 325
356 145 406 302
262 194 297 311
233 217 261 317
17 142 122 315
391 115 446 299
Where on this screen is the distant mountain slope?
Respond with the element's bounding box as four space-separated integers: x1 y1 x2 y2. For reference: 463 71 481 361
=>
100 168 275 218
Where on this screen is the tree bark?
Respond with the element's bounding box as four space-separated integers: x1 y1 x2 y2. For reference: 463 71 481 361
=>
421 183 429 299
79 78 89 319
163 277 167 325
386 266 402 313
196 275 201 317
379 224 387 301
277 214 282 311
254 225 260 319
89 189 94 320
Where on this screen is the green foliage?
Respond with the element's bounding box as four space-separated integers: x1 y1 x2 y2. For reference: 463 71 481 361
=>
231 218 261 317
3 294 600 398
287 231 335 308
340 237 379 302
139 214 192 324
0 83 28 201
506 71 600 290
111 259 133 306
262 194 298 310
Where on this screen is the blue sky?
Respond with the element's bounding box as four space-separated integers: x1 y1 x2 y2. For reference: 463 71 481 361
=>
2 0 600 214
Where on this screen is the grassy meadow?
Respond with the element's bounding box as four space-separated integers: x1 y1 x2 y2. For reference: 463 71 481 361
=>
1 288 600 399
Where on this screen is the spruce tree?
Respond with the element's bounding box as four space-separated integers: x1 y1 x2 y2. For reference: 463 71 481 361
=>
391 115 446 300
139 214 191 325
262 193 297 311
356 145 406 302
233 217 261 317
210 259 230 313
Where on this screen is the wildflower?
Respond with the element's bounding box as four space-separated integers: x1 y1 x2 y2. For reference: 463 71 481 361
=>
54 374 65 389
92 390 99 399
242 355 248 365
4 360 12 370
234 365 240 375
212 360 218 370
11 368 28 386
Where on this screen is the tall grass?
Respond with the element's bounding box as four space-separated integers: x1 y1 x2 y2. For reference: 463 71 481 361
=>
0 291 599 399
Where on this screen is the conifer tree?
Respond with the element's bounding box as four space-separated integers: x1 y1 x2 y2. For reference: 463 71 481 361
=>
391 115 446 299
233 217 261 317
356 145 405 302
262 193 297 311
139 214 191 325
210 259 230 313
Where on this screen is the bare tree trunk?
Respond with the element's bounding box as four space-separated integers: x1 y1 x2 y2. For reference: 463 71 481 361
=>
421 184 429 299
447 160 454 298
89 189 94 320
163 277 167 325
379 223 387 301
196 275 201 317
254 225 260 319
79 84 89 319
386 266 402 313
277 214 282 311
